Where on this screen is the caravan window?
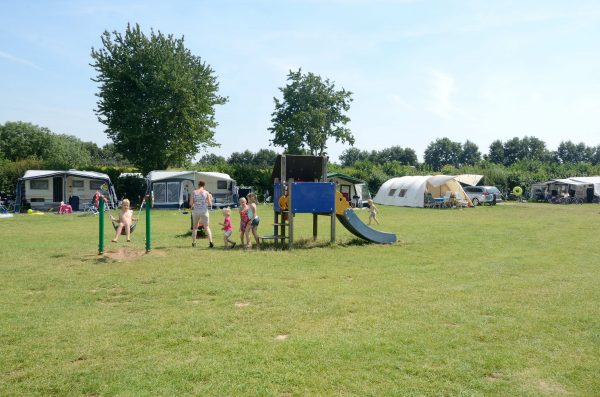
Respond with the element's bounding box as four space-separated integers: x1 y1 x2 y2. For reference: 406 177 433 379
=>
72 180 84 188
388 189 397 197
167 182 179 203
398 189 408 197
90 180 104 190
217 180 228 190
30 180 49 190
154 183 167 203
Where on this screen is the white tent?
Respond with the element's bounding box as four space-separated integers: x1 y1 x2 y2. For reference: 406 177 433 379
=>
373 175 471 208
146 170 237 209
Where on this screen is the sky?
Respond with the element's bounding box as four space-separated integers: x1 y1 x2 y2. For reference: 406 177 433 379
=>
1 0 600 163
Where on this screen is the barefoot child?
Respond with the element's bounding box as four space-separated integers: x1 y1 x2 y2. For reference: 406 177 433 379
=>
367 199 380 225
110 199 137 242
219 207 236 249
244 192 260 248
238 197 250 248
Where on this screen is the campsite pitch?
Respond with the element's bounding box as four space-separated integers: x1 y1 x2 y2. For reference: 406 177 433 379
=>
1 203 599 396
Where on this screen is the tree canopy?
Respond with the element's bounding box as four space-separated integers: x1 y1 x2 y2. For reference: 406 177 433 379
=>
90 23 227 174
269 69 354 156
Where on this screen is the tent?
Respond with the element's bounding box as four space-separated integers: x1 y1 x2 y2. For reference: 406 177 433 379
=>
146 171 237 209
16 170 117 212
373 175 472 208
326 172 371 207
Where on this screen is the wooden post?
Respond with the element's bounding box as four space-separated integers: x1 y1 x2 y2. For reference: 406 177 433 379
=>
313 213 318 241
331 184 336 243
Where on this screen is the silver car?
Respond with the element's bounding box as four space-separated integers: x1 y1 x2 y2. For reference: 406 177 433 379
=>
463 186 503 206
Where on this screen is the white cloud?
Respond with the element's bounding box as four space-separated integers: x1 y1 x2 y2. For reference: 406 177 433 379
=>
428 70 455 118
0 50 42 70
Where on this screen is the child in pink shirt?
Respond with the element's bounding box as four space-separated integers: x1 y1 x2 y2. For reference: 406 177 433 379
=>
219 207 236 250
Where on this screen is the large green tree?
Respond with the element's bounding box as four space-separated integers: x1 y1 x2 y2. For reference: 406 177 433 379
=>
91 23 227 174
423 138 462 171
269 69 354 156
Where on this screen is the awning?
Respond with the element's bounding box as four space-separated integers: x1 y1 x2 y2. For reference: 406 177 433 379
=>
454 174 483 186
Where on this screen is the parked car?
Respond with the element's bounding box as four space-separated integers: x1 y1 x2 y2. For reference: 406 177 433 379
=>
463 186 503 206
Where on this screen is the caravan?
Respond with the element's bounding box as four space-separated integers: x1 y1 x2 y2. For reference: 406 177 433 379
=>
146 171 237 209
15 170 117 212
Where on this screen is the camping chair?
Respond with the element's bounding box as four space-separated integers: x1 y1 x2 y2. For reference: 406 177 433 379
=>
424 192 435 208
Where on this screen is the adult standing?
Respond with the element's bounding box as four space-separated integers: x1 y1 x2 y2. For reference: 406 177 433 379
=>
189 180 214 248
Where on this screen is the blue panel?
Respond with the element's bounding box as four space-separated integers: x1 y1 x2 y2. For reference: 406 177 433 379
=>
273 183 283 212
290 182 335 213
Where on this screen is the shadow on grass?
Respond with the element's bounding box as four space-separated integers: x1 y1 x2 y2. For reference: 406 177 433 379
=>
256 237 374 250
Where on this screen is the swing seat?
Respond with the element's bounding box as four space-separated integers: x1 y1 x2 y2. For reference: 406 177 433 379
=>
112 220 138 235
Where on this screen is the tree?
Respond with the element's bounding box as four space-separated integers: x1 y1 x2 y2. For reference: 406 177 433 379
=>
269 69 354 156
486 140 505 164
252 149 278 168
91 23 227 175
228 150 255 166
503 136 549 166
0 121 52 161
460 140 481 166
196 153 227 168
339 147 369 167
554 141 594 164
423 138 462 171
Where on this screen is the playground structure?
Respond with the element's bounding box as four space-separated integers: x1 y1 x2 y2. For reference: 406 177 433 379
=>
261 155 396 249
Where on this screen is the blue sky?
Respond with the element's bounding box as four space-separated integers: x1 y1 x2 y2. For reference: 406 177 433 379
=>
1 0 600 163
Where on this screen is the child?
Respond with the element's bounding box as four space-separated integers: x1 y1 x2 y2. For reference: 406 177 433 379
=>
219 207 236 250
244 192 260 248
367 199 380 225
238 197 250 247
110 199 137 242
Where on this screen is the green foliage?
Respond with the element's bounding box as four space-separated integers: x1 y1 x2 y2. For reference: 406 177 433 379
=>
0 121 52 161
0 158 44 194
113 175 147 206
269 69 354 156
91 23 228 174
424 138 463 171
196 153 228 168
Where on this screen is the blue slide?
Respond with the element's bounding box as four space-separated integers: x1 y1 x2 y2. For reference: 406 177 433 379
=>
336 208 397 244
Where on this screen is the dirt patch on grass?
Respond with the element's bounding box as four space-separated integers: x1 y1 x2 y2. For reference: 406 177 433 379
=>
275 334 289 341
235 302 251 308
535 379 568 395
520 369 569 395
90 247 167 262
485 372 503 382
102 247 145 261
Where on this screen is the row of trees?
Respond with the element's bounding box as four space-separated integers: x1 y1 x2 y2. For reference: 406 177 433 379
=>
3 119 600 202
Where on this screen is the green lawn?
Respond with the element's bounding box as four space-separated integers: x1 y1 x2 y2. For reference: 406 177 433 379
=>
1 203 599 396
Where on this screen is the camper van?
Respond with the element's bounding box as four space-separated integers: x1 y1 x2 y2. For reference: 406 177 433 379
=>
146 171 237 209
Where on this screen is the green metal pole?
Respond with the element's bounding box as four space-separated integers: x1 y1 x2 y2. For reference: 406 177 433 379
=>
98 196 105 255
145 196 151 252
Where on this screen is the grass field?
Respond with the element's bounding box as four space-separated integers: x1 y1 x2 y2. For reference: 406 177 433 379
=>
1 202 599 396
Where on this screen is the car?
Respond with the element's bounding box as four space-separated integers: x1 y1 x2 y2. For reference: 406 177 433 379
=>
463 185 503 206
